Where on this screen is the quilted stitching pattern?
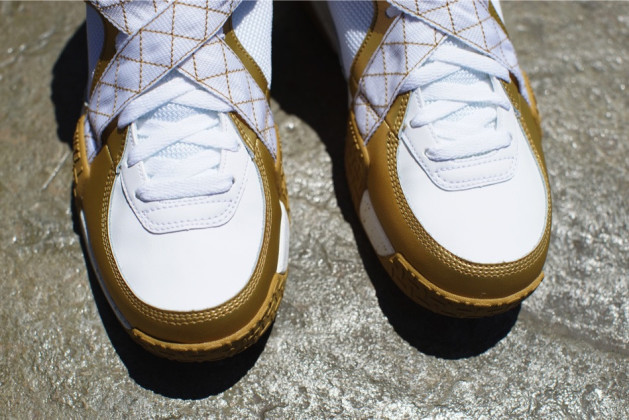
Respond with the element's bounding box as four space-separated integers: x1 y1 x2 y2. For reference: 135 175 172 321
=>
355 0 528 143
389 0 528 101
354 15 445 142
179 39 276 151
91 0 171 34
87 0 277 158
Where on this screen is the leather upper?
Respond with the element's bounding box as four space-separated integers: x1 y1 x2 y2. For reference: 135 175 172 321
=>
397 86 548 264
109 122 266 311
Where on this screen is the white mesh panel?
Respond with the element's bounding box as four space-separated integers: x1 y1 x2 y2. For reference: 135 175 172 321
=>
232 0 273 87
328 0 374 78
137 103 212 166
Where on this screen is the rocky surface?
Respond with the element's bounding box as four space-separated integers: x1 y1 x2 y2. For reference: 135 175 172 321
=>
0 2 626 418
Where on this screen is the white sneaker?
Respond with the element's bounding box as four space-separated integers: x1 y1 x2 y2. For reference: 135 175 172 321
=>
73 0 289 360
327 0 551 317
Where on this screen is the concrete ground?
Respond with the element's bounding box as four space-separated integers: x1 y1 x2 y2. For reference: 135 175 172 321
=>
0 1 627 418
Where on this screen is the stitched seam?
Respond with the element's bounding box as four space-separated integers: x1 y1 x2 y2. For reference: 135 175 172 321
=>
135 164 247 230
102 125 275 325
178 38 277 158
433 164 515 187
225 18 269 93
89 2 236 137
356 14 443 143
435 155 515 173
348 0 380 94
385 95 551 277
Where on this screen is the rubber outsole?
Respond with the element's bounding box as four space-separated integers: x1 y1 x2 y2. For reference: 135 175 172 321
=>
77 202 287 362
129 271 287 362
381 252 542 318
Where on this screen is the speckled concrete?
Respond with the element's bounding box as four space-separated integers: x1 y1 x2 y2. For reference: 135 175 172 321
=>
0 1 627 418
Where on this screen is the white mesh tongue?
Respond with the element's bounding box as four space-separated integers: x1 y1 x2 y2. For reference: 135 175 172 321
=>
424 38 496 128
139 104 210 160
136 103 219 178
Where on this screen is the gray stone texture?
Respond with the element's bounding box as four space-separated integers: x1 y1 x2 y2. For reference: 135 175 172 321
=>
0 1 627 418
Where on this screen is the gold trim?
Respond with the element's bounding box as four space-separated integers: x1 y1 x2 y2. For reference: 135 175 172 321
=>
488 2 509 38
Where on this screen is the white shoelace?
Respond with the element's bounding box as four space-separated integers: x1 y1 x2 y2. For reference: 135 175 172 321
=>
118 74 239 202
388 6 513 162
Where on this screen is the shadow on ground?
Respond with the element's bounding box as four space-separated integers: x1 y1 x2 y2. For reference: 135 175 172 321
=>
51 22 87 148
66 188 268 399
272 2 519 359
78 209 269 398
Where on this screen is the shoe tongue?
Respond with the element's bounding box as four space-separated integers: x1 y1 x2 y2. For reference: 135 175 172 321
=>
425 38 496 128
136 103 219 178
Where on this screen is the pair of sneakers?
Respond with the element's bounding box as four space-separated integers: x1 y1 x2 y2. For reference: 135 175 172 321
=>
73 0 551 361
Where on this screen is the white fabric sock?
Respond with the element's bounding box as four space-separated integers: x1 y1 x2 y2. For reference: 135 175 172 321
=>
328 1 374 79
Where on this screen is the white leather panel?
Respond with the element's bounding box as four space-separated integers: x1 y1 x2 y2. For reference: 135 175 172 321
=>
400 84 518 191
108 135 266 312
79 211 132 330
360 191 395 257
120 119 248 234
397 97 547 264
